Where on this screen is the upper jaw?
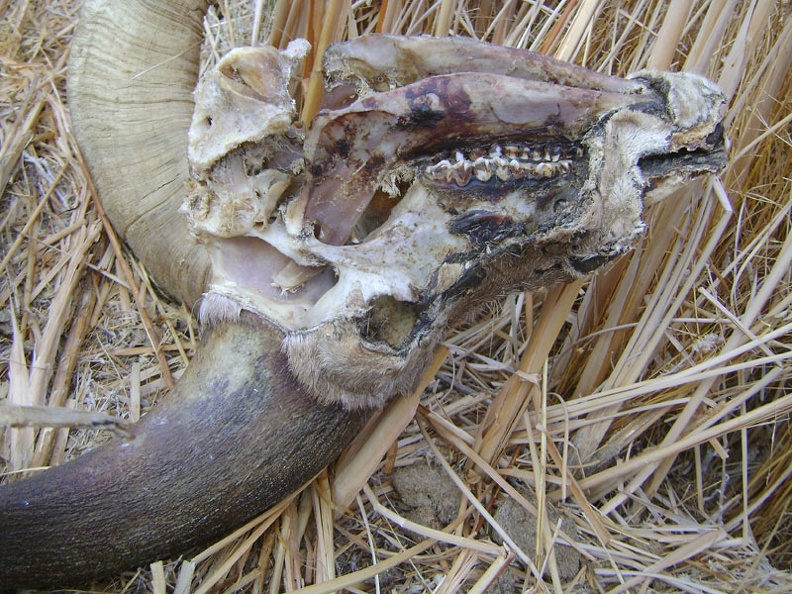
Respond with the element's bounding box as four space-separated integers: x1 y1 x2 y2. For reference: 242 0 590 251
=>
183 35 727 409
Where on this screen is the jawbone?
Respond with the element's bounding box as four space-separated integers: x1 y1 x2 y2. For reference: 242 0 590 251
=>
184 35 727 410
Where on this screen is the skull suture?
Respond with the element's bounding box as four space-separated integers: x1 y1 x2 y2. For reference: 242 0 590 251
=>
185 35 727 410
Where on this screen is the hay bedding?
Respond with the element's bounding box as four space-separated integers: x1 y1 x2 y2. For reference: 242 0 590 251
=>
1 0 791 592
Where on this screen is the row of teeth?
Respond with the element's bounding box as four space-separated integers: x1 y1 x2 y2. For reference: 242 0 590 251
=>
423 144 580 186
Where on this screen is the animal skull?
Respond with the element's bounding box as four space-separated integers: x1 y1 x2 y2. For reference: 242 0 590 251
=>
185 35 726 409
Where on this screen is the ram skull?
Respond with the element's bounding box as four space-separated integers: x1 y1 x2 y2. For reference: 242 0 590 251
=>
187 35 725 411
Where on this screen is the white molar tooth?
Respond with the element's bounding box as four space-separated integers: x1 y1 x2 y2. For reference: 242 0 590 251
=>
489 144 502 157
535 162 556 177
475 169 493 182
495 164 512 182
469 147 486 160
454 150 465 163
450 160 472 186
473 158 493 182
424 165 438 180
504 145 520 159
559 160 572 173
521 147 538 162
550 145 565 161
434 159 452 176
425 159 451 181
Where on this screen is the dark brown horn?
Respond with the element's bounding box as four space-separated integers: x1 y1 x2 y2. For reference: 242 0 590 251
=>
0 314 367 588
0 1 368 588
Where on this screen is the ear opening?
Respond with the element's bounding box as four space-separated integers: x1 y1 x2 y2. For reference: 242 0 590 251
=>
359 295 423 350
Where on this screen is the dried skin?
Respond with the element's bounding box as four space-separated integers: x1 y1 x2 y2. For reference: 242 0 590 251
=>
187 35 727 410
320 35 643 98
301 71 646 245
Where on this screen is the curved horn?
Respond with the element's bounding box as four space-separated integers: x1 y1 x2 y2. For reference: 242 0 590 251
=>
68 0 210 305
0 314 366 588
0 1 368 588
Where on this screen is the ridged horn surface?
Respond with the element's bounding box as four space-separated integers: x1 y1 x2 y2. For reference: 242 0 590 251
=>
68 0 210 304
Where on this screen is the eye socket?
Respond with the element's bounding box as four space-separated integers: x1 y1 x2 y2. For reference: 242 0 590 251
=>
322 83 359 110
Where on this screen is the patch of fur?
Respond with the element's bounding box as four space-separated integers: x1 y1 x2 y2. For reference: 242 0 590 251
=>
282 318 434 410
198 292 243 328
